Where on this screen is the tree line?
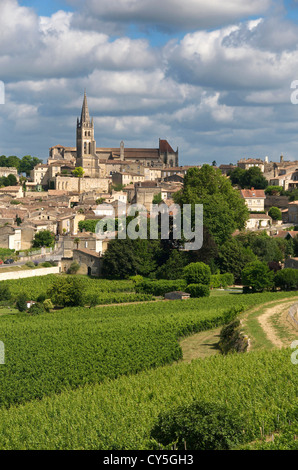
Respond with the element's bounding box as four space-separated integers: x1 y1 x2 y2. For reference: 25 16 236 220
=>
0 155 42 176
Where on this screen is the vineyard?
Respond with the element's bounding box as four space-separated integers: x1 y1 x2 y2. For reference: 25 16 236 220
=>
0 277 297 449
0 348 296 449
0 275 135 300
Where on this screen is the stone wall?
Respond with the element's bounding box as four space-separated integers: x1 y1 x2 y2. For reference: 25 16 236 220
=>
265 195 289 210
0 265 61 281
55 176 109 193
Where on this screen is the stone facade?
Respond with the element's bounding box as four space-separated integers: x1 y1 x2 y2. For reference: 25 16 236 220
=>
240 189 266 212
61 248 102 276
55 175 109 193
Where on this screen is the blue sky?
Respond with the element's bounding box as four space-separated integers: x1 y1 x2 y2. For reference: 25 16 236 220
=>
20 0 73 16
2 0 298 166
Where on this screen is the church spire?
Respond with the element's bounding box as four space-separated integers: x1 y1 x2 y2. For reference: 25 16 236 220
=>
80 90 90 125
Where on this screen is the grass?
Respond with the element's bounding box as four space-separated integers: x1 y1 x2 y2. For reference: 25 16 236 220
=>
180 326 221 361
0 307 19 316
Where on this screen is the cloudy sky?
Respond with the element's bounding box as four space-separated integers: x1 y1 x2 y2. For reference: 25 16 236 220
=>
1 0 298 165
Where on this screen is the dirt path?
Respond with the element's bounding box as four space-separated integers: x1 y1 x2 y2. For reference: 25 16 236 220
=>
252 298 298 349
180 297 298 361
257 301 293 348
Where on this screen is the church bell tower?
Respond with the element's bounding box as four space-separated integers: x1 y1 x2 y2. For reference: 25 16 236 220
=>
76 91 99 176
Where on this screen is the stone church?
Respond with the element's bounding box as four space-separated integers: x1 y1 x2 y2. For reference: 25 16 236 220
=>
48 91 179 178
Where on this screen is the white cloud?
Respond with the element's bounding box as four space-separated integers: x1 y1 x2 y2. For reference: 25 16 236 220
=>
69 0 271 31
1 0 298 166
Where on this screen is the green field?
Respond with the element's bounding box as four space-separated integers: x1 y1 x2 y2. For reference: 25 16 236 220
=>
0 276 297 449
0 348 296 450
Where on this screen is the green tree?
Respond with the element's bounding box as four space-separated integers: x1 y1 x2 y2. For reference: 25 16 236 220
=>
150 401 247 450
268 206 282 221
67 261 80 274
27 302 45 315
19 155 42 176
102 238 160 279
16 293 27 312
0 155 8 167
152 192 163 204
186 283 210 298
155 249 189 280
72 167 85 178
0 284 11 301
47 277 85 307
174 165 249 245
229 166 268 189
96 198 105 205
228 167 246 186
265 186 284 196
241 167 268 189
183 262 211 286
6 174 18 186
241 261 274 292
32 230 55 248
6 156 20 170
274 269 298 291
43 299 54 312
217 238 257 282
236 231 285 263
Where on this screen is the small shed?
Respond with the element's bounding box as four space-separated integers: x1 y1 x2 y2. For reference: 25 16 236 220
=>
164 291 191 300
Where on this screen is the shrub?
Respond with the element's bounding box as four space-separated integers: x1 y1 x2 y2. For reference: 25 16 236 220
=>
150 401 247 450
67 261 80 274
274 268 298 291
242 261 274 293
136 279 187 296
210 273 234 289
0 284 11 301
186 284 210 298
221 272 234 287
36 293 46 303
27 302 45 316
42 262 52 268
25 261 35 268
183 262 211 286
43 299 53 312
47 277 84 307
265 185 284 196
16 293 27 312
219 319 249 354
268 206 282 221
130 275 144 286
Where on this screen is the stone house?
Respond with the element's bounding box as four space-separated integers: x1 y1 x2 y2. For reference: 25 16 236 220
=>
237 158 265 173
240 188 266 212
0 167 19 179
164 291 191 300
0 186 23 198
246 214 272 230
0 226 22 251
57 213 85 235
112 171 145 187
61 248 102 276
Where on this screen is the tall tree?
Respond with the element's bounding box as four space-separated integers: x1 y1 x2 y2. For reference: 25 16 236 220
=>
174 165 249 245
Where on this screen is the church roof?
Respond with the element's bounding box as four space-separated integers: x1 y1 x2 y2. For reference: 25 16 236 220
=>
80 91 90 125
